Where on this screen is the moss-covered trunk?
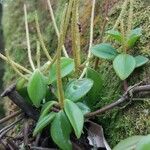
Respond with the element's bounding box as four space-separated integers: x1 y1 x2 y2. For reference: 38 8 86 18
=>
2 0 150 147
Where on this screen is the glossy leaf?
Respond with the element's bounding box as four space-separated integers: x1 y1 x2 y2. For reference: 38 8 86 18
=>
136 135 150 150
113 136 144 150
76 102 91 115
48 57 75 84
65 78 93 102
126 28 142 48
91 43 118 60
33 112 56 136
86 68 103 106
40 101 58 119
64 99 84 138
113 54 136 80
27 69 47 107
135 55 149 68
51 111 72 150
106 30 123 42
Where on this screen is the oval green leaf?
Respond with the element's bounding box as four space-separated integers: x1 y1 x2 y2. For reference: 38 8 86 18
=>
27 69 47 107
76 102 91 115
51 111 72 150
33 112 56 136
126 28 142 48
113 136 144 150
48 57 75 84
135 55 149 68
106 30 123 42
40 101 58 119
136 135 150 150
91 43 118 60
65 78 93 102
113 54 136 80
86 68 103 107
64 99 84 139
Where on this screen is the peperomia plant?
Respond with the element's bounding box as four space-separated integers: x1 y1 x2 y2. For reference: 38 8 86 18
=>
91 28 149 80
0 0 149 149
0 1 103 150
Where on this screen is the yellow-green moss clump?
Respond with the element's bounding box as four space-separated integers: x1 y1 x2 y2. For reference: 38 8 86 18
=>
3 0 150 147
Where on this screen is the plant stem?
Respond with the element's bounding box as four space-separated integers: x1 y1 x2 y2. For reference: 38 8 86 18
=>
36 41 40 69
127 0 134 34
46 0 69 58
0 53 31 74
35 12 52 62
71 0 81 73
79 0 95 78
24 4 35 71
56 2 72 108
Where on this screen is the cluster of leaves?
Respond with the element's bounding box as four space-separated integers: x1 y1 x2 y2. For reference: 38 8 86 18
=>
16 57 103 150
91 28 149 80
113 134 150 150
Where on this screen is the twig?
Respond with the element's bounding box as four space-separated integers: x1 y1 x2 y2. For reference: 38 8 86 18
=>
47 0 69 58
23 119 29 146
7 139 20 150
79 0 96 79
0 110 22 124
24 4 35 71
0 116 23 137
34 133 41 146
30 146 56 150
85 83 150 118
1 84 39 120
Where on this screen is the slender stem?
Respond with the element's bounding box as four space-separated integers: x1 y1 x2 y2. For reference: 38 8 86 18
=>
36 41 40 69
127 0 134 34
5 50 28 80
0 53 32 74
56 5 68 108
35 12 52 62
24 4 35 71
113 0 129 30
79 0 95 79
71 0 81 73
46 0 69 58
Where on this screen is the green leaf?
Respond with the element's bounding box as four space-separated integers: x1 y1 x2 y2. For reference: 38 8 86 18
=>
65 78 93 102
135 55 149 68
91 43 118 60
126 28 142 48
64 99 84 138
51 111 72 150
49 57 75 84
76 102 91 115
33 112 56 136
136 135 150 150
17 87 32 104
16 78 27 90
113 136 144 150
113 54 136 80
86 68 103 107
40 101 58 119
106 30 123 42
27 69 47 107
